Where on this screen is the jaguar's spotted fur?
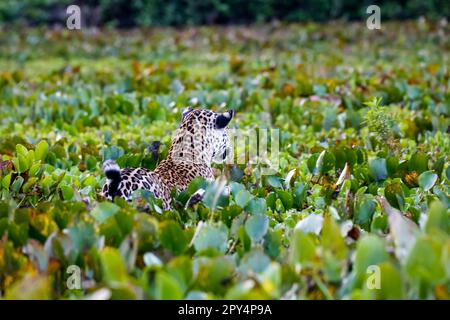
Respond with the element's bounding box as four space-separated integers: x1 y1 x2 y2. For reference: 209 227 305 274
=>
101 108 234 210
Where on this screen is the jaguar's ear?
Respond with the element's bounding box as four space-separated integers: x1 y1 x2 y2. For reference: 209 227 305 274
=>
215 110 234 129
182 107 193 120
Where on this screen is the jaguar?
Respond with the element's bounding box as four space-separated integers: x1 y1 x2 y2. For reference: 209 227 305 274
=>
101 108 234 210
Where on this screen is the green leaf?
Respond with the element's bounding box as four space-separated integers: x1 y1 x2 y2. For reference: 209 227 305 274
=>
418 171 438 191
193 222 228 254
371 213 388 232
91 202 120 223
0 202 8 218
159 221 188 255
59 185 74 200
259 262 282 298
35 140 49 161
331 147 346 170
311 150 336 175
154 271 184 300
5 274 50 300
100 247 128 285
342 147 357 167
384 182 405 211
432 157 445 176
318 151 336 174
369 158 387 181
246 197 267 215
266 192 276 210
13 154 29 173
197 257 235 294
386 156 399 176
245 214 269 244
408 152 428 174
22 177 38 193
405 235 446 288
67 222 96 256
276 190 293 210
26 150 35 167
322 216 347 259
86 155 97 171
10 176 24 193
8 222 29 246
229 181 245 197
425 200 449 234
100 211 133 246
28 163 42 177
166 256 192 293
202 180 229 210
220 205 242 227
354 198 376 231
135 214 158 252
266 175 283 188
290 230 316 266
239 249 271 275
264 230 282 258
354 235 389 280
2 173 12 189
377 262 404 299
307 153 320 174
356 147 367 164
235 189 253 208
293 183 308 208
16 144 28 157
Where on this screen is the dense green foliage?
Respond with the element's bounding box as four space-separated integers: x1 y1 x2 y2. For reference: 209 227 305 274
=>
1 0 449 27
0 21 449 299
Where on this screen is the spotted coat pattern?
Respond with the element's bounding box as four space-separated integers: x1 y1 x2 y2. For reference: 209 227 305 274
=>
101 108 233 210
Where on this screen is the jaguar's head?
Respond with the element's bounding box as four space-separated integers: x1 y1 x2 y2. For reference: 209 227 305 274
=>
169 108 234 165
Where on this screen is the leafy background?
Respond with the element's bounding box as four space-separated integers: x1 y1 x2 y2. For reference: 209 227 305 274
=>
1 0 450 27
0 18 449 299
